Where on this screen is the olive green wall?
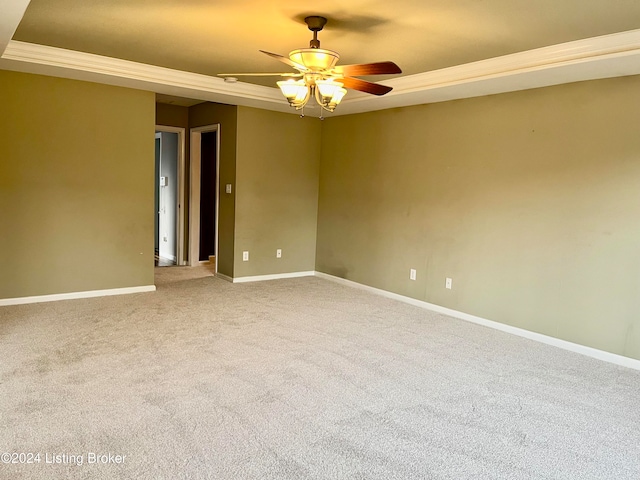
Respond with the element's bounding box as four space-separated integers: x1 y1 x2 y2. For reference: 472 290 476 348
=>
189 102 237 277
317 75 640 360
156 103 189 129
155 103 320 278
7 69 637 362
0 70 155 299
234 107 321 278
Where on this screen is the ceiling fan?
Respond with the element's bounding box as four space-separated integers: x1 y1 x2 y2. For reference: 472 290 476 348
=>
217 16 402 114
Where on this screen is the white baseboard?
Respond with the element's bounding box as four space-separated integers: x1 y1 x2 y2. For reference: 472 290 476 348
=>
233 271 315 284
0 285 157 307
216 272 233 283
314 272 640 372
159 253 177 262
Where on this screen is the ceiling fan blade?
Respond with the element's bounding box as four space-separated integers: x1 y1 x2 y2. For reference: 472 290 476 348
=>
259 50 307 71
334 61 402 77
341 77 393 96
217 73 301 77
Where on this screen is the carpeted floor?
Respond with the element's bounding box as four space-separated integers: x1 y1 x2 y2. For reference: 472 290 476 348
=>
1 267 639 479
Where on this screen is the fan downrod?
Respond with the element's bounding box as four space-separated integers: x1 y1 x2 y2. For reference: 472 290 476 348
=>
305 16 327 48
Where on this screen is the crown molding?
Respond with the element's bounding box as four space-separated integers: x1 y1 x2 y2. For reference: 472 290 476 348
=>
335 28 640 115
393 28 640 93
1 40 293 113
2 29 640 116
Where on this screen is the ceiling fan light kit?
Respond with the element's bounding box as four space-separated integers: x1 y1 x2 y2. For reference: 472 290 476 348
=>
218 16 401 116
277 77 347 112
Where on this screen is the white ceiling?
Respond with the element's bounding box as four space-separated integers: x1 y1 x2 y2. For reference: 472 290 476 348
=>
2 0 640 116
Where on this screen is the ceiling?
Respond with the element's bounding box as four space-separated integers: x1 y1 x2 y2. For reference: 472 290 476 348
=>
2 0 640 116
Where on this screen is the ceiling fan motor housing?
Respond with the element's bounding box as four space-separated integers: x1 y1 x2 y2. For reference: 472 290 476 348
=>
305 16 327 48
305 16 327 32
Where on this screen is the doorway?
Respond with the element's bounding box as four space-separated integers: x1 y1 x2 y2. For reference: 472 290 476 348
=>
189 125 220 271
154 126 186 266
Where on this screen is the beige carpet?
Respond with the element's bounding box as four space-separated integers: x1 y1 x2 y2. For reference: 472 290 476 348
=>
1 267 639 479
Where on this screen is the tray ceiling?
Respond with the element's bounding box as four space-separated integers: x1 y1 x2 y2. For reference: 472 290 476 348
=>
2 0 640 114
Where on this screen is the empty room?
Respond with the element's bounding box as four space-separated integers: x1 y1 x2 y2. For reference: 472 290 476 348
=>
1 1 640 478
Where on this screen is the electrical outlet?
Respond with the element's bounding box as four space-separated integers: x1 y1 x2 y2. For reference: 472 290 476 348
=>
410 269 417 281
242 251 249 261
276 249 282 258
226 184 232 194
446 277 452 289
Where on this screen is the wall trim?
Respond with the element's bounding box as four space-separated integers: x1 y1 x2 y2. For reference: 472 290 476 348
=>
1 40 291 113
386 28 640 95
313 272 640 372
2 29 640 117
2 41 281 102
233 271 316 284
215 272 234 283
156 124 186 266
0 285 157 307
189 125 221 271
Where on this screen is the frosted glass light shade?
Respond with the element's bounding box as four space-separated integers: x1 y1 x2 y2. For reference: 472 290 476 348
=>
316 79 343 99
277 79 302 98
328 87 347 107
277 79 310 108
289 49 339 71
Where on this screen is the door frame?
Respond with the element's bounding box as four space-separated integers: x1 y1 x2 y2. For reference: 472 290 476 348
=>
189 124 220 271
155 125 186 265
